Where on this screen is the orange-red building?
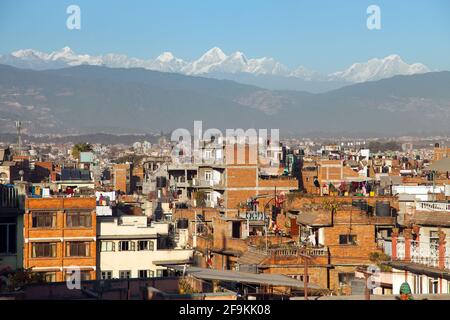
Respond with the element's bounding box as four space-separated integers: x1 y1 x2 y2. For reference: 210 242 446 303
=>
23 197 97 282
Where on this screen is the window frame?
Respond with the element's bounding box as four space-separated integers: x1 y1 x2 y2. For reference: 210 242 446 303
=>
31 212 56 229
101 271 113 280
101 241 115 252
66 241 90 257
119 270 131 279
339 234 358 245
31 242 57 258
66 211 92 228
137 240 154 251
0 221 17 254
119 240 135 251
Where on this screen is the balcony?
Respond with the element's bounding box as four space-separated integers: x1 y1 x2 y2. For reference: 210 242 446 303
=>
191 179 224 188
416 202 450 212
248 244 329 257
395 237 449 270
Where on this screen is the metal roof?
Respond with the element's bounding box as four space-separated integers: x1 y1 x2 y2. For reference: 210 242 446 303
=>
169 266 322 290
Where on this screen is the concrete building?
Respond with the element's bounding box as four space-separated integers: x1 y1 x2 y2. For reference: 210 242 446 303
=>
97 214 193 280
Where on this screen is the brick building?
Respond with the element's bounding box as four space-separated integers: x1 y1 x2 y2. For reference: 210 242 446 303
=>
113 163 131 194
23 197 97 282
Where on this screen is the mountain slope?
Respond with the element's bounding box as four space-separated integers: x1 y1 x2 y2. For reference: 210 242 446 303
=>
0 64 449 135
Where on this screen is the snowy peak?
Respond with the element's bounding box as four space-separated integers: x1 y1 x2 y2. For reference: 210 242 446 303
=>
0 47 431 83
202 47 227 62
156 52 175 62
330 55 430 82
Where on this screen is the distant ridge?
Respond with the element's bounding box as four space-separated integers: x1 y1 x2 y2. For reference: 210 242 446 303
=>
0 64 449 135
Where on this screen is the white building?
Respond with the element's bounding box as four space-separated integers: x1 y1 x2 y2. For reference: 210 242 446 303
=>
97 214 193 279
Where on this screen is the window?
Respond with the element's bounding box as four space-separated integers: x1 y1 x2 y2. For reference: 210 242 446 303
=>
66 271 91 281
101 241 115 252
430 231 439 245
32 212 56 228
156 269 164 277
31 242 57 258
66 212 92 228
288 274 310 282
414 275 423 294
101 271 113 280
0 218 16 254
338 273 355 286
119 270 131 279
429 278 439 294
138 270 153 278
204 170 212 181
66 242 90 257
138 240 154 251
119 241 135 251
204 150 212 160
339 234 357 245
232 221 241 239
36 272 56 283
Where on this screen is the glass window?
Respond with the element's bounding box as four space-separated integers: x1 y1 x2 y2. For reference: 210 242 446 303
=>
338 273 355 286
339 235 357 245
414 275 423 294
429 278 439 294
32 212 56 228
101 271 112 280
101 241 115 252
138 270 149 278
66 212 92 228
36 272 56 283
0 221 17 254
156 270 164 277
119 241 135 251
119 270 131 279
137 240 154 251
31 242 57 258
66 242 90 257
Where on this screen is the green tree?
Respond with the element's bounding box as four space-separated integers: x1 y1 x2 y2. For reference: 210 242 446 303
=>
71 142 92 160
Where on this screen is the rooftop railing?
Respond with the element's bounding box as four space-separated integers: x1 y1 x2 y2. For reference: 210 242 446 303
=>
416 202 450 212
248 244 328 257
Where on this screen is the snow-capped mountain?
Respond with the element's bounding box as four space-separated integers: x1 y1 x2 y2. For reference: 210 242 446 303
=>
0 47 430 85
329 54 430 82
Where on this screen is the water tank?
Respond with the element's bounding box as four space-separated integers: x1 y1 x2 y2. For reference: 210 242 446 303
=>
177 218 189 229
375 201 391 217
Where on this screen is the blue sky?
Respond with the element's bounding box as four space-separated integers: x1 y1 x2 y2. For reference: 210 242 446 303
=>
0 0 449 72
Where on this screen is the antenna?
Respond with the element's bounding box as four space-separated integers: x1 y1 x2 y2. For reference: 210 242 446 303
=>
15 121 22 156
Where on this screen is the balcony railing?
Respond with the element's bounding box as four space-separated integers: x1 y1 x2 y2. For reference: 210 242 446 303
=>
396 237 446 269
248 244 328 257
416 202 450 212
410 240 439 267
